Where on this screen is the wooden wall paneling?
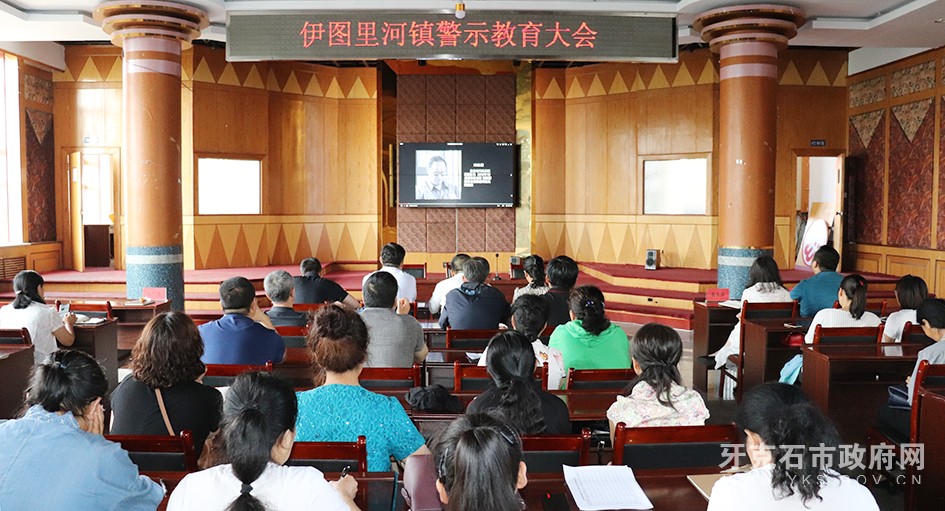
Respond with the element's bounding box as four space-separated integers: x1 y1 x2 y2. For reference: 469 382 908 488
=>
531 98 566 215
584 98 607 215
936 259 945 296
322 99 343 215
605 96 633 216
564 100 587 216
886 254 932 283
192 82 268 155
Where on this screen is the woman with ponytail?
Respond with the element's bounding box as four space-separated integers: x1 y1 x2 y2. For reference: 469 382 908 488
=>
607 323 708 433
433 414 528 511
295 305 429 471
466 331 570 434
0 350 164 509
0 270 77 363
549 285 630 373
803 274 881 344
512 255 549 301
168 371 358 511
707 382 878 511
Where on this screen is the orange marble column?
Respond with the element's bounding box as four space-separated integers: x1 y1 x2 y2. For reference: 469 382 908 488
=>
694 5 805 297
95 1 208 309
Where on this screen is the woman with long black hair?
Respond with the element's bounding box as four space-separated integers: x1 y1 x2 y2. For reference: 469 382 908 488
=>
512 255 549 302
607 323 708 432
433 414 528 511
168 372 358 511
707 383 878 510
803 274 880 344
466 331 570 434
0 270 77 363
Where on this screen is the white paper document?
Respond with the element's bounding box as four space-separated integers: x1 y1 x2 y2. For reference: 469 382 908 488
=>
717 300 743 309
563 465 653 510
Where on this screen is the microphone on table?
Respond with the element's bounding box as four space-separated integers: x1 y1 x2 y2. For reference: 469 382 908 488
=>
493 253 502 280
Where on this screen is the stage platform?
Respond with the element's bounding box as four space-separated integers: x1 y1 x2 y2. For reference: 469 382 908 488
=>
1 262 900 330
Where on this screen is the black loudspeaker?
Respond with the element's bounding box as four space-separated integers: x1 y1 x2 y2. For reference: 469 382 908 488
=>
644 249 660 270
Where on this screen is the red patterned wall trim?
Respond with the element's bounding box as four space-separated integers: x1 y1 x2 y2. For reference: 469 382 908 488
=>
25 109 56 242
850 111 885 245
887 101 933 248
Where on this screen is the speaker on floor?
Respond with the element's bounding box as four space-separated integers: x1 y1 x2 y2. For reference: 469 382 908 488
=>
644 249 660 270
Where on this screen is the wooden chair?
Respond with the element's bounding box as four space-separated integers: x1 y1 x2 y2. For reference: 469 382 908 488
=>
286 436 367 473
293 302 326 313
0 328 31 346
445 328 501 350
900 322 934 345
612 423 740 470
105 430 198 473
453 361 548 392
537 325 555 345
720 300 798 401
275 325 308 348
811 325 882 345
867 299 888 318
203 361 273 387
411 413 464 441
566 368 636 390
909 376 945 511
521 428 592 474
403 263 427 280
359 364 422 390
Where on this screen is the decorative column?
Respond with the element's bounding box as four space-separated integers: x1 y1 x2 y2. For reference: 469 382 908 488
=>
694 5 805 298
95 1 208 310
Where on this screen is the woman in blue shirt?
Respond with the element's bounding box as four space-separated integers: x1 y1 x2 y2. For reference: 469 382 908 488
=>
295 305 429 471
0 349 164 510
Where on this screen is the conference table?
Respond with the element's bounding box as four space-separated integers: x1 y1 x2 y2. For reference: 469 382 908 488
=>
73 318 120 391
802 343 922 444
740 318 805 394
0 345 33 419
691 302 739 392
64 299 171 351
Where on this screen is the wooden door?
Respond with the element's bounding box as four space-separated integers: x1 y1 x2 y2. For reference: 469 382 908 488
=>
68 151 84 271
833 156 845 271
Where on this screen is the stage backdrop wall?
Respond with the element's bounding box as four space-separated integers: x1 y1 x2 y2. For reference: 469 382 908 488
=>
532 48 848 270
846 48 945 296
52 44 381 270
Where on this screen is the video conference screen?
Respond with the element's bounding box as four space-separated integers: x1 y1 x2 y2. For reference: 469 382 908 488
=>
398 142 517 208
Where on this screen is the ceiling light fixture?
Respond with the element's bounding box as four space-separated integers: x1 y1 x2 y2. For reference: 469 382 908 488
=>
455 3 466 19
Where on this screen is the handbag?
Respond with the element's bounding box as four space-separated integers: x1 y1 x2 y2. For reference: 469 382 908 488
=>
400 454 443 511
886 384 911 410
154 388 221 469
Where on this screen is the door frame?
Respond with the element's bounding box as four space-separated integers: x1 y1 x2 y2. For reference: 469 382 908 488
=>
63 147 122 270
792 148 846 271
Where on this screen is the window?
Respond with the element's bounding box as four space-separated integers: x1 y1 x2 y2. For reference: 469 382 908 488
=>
0 52 22 245
197 157 261 215
643 157 708 215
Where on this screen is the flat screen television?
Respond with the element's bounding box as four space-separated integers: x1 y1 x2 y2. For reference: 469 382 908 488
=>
398 142 517 207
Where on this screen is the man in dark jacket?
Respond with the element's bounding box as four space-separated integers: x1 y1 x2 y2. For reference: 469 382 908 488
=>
542 255 579 330
439 257 510 330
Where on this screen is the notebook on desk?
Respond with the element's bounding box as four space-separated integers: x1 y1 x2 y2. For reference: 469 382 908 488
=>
686 473 726 500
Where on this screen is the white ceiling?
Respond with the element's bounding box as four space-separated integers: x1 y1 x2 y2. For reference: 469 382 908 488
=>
1 0 945 49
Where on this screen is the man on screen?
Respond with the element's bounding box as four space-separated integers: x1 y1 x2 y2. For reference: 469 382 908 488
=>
415 155 460 200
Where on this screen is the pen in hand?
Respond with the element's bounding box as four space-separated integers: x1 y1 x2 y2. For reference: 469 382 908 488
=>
340 465 350 478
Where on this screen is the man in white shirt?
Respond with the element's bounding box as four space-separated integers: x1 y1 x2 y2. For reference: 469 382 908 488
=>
428 253 469 315
362 242 417 303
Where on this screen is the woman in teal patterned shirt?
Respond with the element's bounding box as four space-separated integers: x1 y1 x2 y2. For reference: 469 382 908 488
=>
295 304 429 471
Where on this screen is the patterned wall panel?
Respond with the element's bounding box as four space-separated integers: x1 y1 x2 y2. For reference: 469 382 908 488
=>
887 99 934 248
891 61 935 98
849 76 885 108
849 110 886 245
25 109 56 242
939 96 945 249
396 73 517 253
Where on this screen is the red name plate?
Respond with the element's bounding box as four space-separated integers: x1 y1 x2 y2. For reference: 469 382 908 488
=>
706 288 729 302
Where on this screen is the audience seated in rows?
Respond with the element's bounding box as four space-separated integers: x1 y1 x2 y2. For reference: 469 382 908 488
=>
0 350 164 509
428 253 469 315
295 257 359 310
512 254 550 302
803 274 881 345
550 285 630 372
362 243 417 303
200 276 285 365
713 255 792 369
360 272 428 368
466 331 570 435
882 274 928 343
439 257 510 330
878 298 945 438
168 371 358 511
432 413 528 511
542 255 579 330
295 305 429 471
478 294 566 390
110 312 223 457
264 270 308 327
0 270 76 364
707 383 878 511
790 245 844 318
607 323 708 432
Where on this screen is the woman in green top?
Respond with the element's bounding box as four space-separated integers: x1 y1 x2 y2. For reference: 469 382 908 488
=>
549 285 630 375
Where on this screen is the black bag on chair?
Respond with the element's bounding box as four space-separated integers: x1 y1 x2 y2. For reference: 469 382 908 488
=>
405 385 462 413
887 384 911 410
